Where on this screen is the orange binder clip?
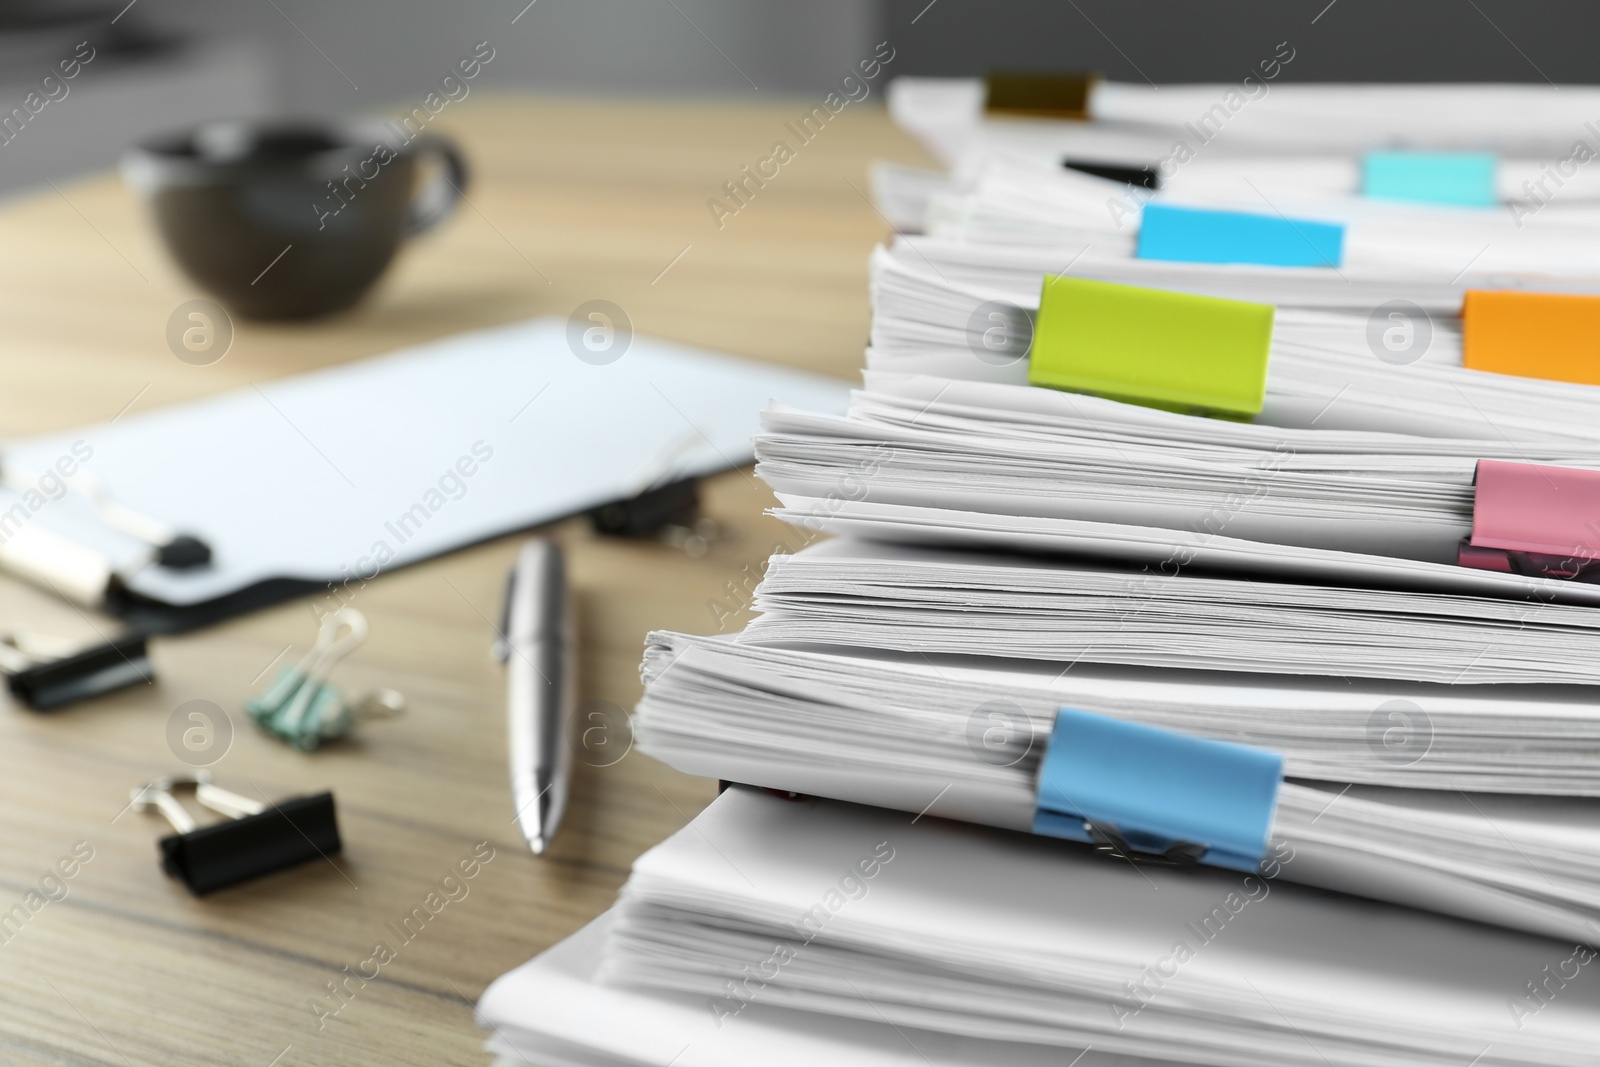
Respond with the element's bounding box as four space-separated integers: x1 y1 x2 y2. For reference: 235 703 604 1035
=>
1460 290 1600 386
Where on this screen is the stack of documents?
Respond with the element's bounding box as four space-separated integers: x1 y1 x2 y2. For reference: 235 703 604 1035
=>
480 78 1600 1063
640 631 1600 796
876 153 1600 232
590 789 1600 1067
758 372 1600 561
741 540 1600 685
623 138 1600 940
634 545 1600 940
908 155 1600 276
890 74 1600 162
867 253 1600 440
873 232 1484 310
478 909 1106 1067
767 493 1600 607
479 794 1600 1065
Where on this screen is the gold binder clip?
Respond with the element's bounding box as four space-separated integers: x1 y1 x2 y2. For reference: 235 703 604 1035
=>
984 71 1099 120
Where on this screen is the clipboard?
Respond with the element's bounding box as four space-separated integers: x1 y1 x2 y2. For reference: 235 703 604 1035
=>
0 318 850 631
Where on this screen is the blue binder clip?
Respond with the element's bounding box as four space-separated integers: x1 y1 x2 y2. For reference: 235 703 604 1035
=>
1032 708 1283 873
1137 203 1345 269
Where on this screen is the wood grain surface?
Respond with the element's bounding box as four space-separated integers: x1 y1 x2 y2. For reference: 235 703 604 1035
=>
0 95 928 1065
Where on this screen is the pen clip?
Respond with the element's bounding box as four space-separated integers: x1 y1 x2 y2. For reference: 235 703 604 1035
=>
492 568 515 662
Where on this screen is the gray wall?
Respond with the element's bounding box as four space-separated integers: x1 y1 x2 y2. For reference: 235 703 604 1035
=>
141 0 888 110
0 0 889 191
884 0 1600 84
5 0 1595 194
0 41 271 194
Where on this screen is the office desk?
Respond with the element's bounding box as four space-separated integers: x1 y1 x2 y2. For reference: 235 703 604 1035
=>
0 96 929 1065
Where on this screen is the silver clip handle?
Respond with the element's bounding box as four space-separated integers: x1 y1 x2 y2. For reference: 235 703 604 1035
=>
130 771 265 834
277 608 368 734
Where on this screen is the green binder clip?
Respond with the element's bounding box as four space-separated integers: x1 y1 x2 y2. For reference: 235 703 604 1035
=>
246 608 403 751
1027 275 1275 420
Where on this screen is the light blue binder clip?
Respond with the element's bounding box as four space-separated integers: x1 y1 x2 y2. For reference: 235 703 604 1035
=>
1137 203 1345 268
1363 151 1498 207
1032 708 1283 873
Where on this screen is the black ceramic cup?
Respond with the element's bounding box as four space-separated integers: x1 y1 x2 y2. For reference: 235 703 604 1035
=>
122 118 469 320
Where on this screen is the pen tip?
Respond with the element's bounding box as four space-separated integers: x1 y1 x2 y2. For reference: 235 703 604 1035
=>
528 835 547 855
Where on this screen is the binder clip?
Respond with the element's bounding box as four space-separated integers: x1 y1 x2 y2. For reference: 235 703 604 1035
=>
1082 822 1207 869
984 71 1098 119
588 476 727 557
1136 203 1346 270
130 771 341 895
0 629 153 710
1029 275 1275 420
1062 159 1160 191
1461 290 1600 387
245 608 403 750
1363 151 1498 208
1032 708 1283 874
587 438 730 557
1458 459 1600 581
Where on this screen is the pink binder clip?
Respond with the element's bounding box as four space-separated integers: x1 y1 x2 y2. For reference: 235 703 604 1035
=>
1459 459 1600 580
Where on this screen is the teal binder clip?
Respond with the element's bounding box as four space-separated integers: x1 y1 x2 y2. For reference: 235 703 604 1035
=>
246 608 403 751
1032 708 1283 873
1363 151 1498 207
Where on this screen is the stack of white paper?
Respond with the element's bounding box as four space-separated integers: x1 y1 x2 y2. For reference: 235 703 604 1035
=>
599 788 1600 1067
740 540 1600 685
478 910 1186 1067
633 538 1600 940
640 631 1600 794
875 231 1489 310
890 75 1600 163
911 155 1600 277
768 494 1600 606
866 249 1600 441
481 80 1600 1065
873 154 1600 234
755 372 1600 564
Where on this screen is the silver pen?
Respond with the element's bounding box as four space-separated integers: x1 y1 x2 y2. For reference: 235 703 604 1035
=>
494 539 574 855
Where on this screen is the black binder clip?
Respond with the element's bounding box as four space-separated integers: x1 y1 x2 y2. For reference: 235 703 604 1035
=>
0 629 153 710
1062 159 1161 191
1085 820 1206 869
587 476 727 557
130 772 341 896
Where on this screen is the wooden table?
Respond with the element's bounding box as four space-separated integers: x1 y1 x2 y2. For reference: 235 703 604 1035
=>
0 96 929 1065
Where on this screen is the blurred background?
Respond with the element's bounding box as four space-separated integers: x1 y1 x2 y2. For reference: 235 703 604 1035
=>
0 0 1592 195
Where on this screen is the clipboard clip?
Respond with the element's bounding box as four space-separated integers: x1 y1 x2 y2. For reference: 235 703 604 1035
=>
131 771 341 895
51 465 213 570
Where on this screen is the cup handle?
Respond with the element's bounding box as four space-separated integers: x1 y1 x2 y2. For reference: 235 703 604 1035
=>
402 134 470 237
